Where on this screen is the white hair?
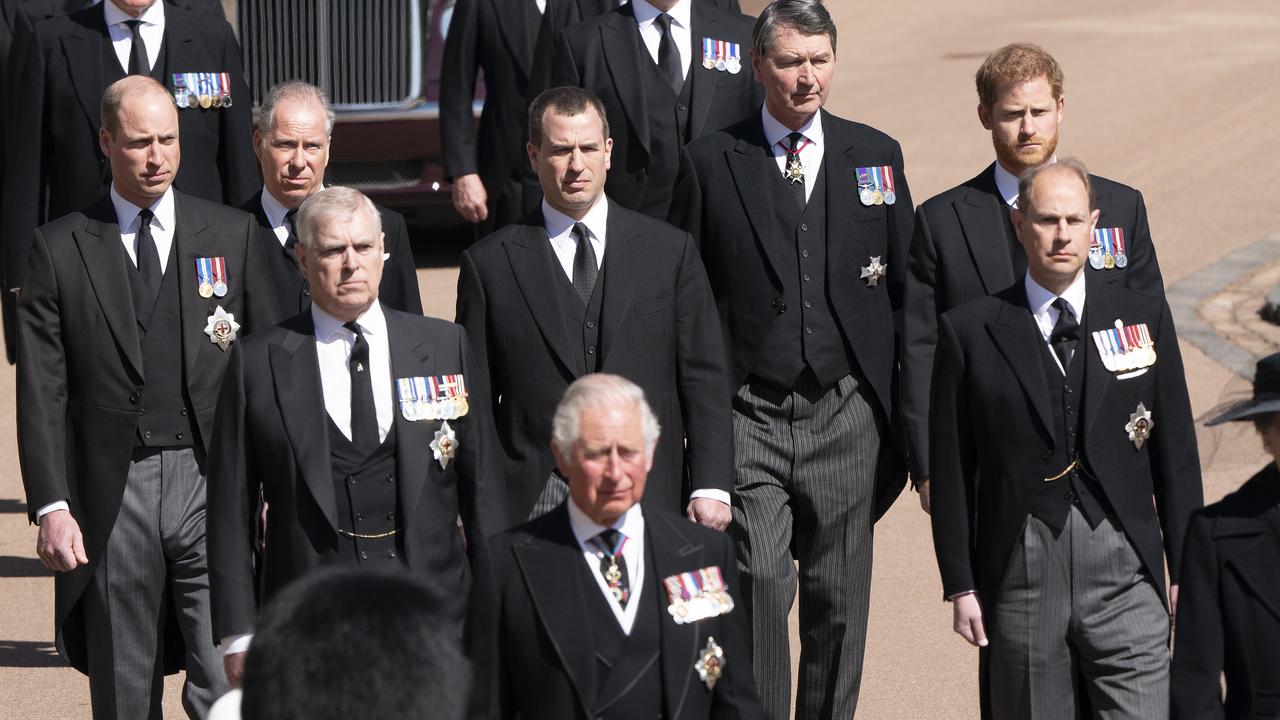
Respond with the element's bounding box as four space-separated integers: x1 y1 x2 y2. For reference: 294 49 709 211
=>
551 374 661 456
295 186 381 248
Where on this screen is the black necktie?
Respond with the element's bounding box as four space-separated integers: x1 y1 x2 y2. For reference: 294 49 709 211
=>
571 222 598 306
654 13 682 94
125 20 148 76
592 529 630 609
345 321 378 453
136 208 161 302
283 209 301 269
1050 298 1079 371
784 132 806 209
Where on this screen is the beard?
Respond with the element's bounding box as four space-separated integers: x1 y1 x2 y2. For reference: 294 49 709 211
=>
992 126 1059 173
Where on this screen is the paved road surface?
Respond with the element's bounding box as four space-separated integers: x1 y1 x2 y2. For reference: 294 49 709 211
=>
2 0 1279 716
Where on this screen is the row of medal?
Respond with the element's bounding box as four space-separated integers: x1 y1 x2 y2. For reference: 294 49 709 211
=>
1091 319 1156 373
172 72 233 109
195 257 229 298
701 38 741 74
664 565 734 625
1089 227 1128 270
397 374 469 422
856 165 897 206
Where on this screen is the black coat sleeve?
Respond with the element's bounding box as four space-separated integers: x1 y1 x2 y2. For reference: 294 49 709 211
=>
710 530 763 719
1123 189 1165 298
379 211 423 314
239 212 283 332
439 0 482 180
1169 511 1225 720
667 147 705 245
2 24 48 291
213 21 261 207
928 313 977 599
901 204 939 481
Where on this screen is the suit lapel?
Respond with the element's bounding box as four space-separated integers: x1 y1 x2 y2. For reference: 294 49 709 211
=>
62 10 110 131
823 115 864 279
513 505 597 715
685 6 715 138
985 290 1054 444
504 223 578 375
600 8 651 153
494 0 534 75
1226 508 1280 624
598 209 639 366
956 166 1017 295
648 510 702 719
726 119 789 284
73 198 143 376
162 7 199 77
1080 278 1115 441
269 314 337 529
384 310 433 540
175 194 214 384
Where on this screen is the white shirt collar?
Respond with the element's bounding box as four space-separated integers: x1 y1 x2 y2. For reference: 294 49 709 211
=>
259 186 294 231
993 155 1059 207
1024 270 1086 323
311 299 387 343
109 184 175 233
103 0 164 28
567 496 645 547
762 106 823 153
631 0 691 30
542 196 610 245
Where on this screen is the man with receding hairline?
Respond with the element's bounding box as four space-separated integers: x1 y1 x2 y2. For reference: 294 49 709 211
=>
929 159 1200 718
16 75 278 719
903 42 1167 515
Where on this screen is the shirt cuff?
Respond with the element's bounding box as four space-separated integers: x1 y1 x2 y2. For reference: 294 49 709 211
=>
35 501 70 522
946 590 978 602
221 634 253 656
688 489 731 506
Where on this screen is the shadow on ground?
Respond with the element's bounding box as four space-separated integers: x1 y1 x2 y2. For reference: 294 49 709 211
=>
0 556 51 577
0 640 63 668
0 498 27 514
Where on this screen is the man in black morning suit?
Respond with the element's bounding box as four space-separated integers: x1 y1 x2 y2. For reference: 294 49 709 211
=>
456 87 733 530
552 0 761 219
15 77 279 719
491 373 762 720
904 43 1166 512
929 160 1202 718
667 2 912 716
207 187 505 699
243 81 422 317
2 0 257 325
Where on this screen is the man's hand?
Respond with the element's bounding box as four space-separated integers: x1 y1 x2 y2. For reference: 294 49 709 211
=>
36 509 88 572
224 652 247 689
687 498 732 531
451 173 489 224
917 477 931 514
1169 583 1179 618
952 592 988 647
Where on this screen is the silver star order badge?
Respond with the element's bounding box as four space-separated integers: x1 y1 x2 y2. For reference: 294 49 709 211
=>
860 256 887 288
1125 403 1154 449
203 305 239 351
431 420 459 470
694 636 725 690
784 157 805 184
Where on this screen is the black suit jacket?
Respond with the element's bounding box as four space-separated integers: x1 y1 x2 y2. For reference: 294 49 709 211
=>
241 190 423 317
669 109 913 520
491 502 762 719
207 309 506 642
1171 462 1280 720
16 191 279 672
2 2 258 292
929 278 1202 603
457 203 731 524
552 2 761 218
575 0 743 16
902 163 1165 480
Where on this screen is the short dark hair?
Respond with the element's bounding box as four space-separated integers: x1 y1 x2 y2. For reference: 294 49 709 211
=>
1017 157 1094 214
752 0 837 61
241 568 469 720
101 75 171 138
527 86 610 147
975 42 1064 109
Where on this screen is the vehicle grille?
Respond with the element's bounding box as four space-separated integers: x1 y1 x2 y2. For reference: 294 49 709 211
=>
326 159 425 190
238 0 425 110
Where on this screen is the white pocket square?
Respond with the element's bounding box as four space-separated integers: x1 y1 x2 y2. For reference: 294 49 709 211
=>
1116 368 1149 380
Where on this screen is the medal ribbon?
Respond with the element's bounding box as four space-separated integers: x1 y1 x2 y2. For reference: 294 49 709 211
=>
220 72 230 97
881 166 895 194
1113 228 1126 257
196 257 212 286
702 38 713 64
212 256 226 287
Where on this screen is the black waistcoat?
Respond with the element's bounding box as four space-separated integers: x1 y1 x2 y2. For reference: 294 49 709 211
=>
635 44 693 218
555 261 606 377
129 242 199 448
1029 335 1108 533
748 163 853 389
581 540 663 720
328 418 404 566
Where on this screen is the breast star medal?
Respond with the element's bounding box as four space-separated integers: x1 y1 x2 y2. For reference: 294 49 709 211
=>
860 255 888 287
784 156 805 184
1125 403 1154 449
203 306 239 351
431 420 458 470
695 636 725 690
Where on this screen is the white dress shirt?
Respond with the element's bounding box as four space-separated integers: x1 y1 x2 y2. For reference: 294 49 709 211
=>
543 197 609 281
632 0 692 81
762 106 824 204
312 300 394 443
568 499 647 634
259 187 294 247
104 0 165 74
1025 271 1086 375
994 155 1059 209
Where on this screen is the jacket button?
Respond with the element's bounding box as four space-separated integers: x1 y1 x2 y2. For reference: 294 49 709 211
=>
349 477 358 485
386 474 394 483
137 409 145 416
387 550 397 558
800 223 808 232
355 513 364 522
386 512 395 521
175 432 183 440
359 551 368 560
586 321 595 329
587 346 595 355
801 249 810 258
143 431 152 439
303 288 311 296
802 273 811 282
129 392 141 403
180 408 187 416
